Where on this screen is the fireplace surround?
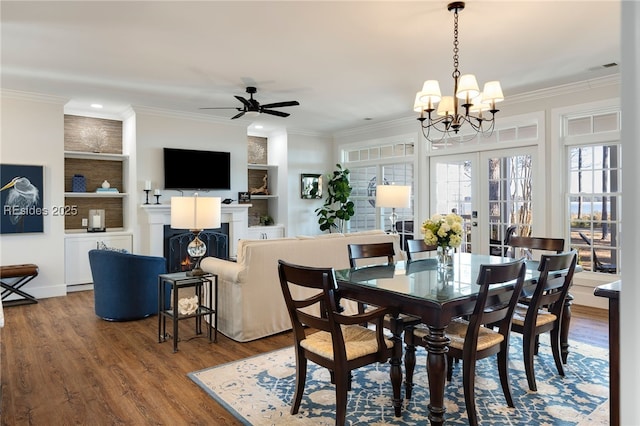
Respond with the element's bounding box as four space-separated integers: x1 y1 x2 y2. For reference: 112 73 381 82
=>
141 204 250 258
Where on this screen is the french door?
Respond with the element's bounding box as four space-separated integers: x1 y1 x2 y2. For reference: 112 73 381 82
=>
430 146 540 254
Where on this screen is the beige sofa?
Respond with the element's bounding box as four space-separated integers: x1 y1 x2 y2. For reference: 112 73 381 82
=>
200 230 404 342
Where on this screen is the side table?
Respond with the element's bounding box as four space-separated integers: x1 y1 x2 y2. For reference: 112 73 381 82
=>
158 272 218 352
594 280 620 426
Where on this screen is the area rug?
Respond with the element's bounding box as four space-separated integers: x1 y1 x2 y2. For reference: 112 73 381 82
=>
188 335 609 425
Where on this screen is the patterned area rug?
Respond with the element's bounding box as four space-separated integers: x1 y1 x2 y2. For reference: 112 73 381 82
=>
188 335 609 425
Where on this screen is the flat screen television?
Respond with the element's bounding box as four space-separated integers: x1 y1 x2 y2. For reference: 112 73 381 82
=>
163 147 231 190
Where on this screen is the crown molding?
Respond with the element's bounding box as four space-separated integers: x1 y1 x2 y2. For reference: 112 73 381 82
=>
332 115 415 139
504 74 620 106
0 88 67 105
130 105 248 126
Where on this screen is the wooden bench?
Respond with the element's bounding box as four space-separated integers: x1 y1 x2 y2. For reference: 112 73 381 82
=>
0 264 39 306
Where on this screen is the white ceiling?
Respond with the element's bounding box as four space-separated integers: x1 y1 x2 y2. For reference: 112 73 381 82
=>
1 1 621 135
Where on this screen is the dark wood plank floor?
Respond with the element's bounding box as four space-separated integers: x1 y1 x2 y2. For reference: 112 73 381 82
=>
0 291 608 425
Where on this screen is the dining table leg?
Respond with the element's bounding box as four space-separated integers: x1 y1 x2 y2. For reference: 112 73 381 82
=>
560 293 573 363
425 325 450 425
388 316 404 417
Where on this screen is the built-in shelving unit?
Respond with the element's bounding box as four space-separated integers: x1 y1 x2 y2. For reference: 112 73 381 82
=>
247 163 279 226
63 115 129 231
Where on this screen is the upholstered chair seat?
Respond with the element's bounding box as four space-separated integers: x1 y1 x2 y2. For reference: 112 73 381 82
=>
301 325 394 361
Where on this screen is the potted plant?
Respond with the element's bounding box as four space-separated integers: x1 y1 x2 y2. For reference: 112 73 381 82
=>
315 164 355 233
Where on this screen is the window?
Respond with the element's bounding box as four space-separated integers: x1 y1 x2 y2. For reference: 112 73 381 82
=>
563 109 622 274
343 140 415 234
568 144 621 273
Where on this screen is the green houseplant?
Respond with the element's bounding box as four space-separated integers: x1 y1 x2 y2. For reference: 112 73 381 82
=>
315 164 355 233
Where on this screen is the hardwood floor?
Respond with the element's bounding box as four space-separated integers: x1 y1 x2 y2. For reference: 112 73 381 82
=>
0 291 608 425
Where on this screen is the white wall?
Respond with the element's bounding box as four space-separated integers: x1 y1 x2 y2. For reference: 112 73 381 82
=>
286 132 334 237
0 93 67 299
620 0 639 421
133 108 248 254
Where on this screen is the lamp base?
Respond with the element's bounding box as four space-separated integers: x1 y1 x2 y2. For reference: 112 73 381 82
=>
186 267 206 277
389 209 398 234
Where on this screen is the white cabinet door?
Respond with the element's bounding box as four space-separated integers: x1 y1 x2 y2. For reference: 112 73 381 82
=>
246 225 284 240
65 234 133 285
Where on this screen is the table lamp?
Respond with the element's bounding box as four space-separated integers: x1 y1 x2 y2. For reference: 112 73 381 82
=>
171 195 221 276
376 185 411 233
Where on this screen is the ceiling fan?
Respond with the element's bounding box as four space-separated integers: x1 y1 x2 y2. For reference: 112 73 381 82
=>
200 86 300 119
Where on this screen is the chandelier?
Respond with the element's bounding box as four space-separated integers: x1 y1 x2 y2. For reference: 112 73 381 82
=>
414 2 504 143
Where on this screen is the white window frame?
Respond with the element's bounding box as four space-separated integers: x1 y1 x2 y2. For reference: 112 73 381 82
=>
552 99 622 277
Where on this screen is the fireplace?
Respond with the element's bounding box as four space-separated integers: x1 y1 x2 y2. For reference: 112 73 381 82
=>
141 204 251 258
164 224 229 273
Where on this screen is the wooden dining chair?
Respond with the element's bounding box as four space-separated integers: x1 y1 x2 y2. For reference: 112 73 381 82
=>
347 241 422 389
507 235 572 360
578 231 617 273
347 241 398 316
511 250 578 391
405 239 437 262
508 235 564 259
489 224 517 256
347 242 395 268
403 259 526 426
277 260 398 425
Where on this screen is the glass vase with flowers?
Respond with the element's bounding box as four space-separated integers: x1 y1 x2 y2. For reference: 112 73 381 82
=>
421 213 464 269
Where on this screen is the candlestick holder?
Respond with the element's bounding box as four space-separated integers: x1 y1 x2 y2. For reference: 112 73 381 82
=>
154 194 161 205
144 189 151 205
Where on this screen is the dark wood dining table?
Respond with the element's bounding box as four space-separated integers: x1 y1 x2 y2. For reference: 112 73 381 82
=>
335 253 541 425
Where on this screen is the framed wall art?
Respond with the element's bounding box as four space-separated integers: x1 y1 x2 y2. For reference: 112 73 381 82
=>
238 191 251 204
301 173 322 199
1 164 45 234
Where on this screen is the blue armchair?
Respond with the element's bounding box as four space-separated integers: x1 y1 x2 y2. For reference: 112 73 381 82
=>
88 249 170 321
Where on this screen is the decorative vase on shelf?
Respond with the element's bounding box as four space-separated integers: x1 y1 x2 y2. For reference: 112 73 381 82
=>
436 246 454 269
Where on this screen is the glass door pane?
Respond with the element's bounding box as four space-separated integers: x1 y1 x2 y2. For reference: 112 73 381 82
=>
486 152 533 257
430 154 476 253
431 147 538 256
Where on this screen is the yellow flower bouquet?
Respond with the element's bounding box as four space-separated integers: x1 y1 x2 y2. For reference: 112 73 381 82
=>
421 213 464 248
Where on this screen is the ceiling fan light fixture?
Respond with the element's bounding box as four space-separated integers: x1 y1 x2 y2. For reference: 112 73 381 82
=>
200 86 299 120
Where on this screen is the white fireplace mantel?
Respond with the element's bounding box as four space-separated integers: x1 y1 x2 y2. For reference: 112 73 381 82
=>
141 203 251 257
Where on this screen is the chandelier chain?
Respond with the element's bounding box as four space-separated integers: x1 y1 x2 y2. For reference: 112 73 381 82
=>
452 9 460 78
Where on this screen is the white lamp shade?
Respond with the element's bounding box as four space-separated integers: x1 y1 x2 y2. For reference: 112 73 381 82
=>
469 94 490 113
376 185 411 208
418 80 442 105
413 92 427 112
456 74 480 100
482 81 504 103
437 96 455 116
171 196 221 230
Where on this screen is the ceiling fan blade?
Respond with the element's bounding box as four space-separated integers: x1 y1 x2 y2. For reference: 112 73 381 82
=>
231 111 246 119
261 109 290 118
260 101 300 109
199 107 240 110
235 95 251 108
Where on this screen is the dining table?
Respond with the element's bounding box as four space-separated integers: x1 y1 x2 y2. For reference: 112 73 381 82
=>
335 252 541 425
